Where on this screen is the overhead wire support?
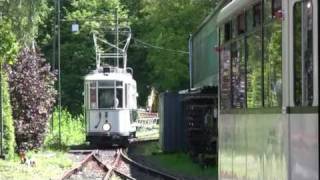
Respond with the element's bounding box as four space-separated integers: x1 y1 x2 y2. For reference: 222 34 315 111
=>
133 38 189 54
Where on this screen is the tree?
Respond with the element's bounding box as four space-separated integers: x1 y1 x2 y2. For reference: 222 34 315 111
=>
8 48 56 151
122 0 214 105
38 0 129 114
4 0 50 46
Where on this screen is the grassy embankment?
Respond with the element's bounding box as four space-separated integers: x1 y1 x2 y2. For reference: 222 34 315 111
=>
0 109 85 180
0 151 72 180
131 141 218 179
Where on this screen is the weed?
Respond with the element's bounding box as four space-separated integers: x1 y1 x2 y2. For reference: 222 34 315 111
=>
44 108 85 149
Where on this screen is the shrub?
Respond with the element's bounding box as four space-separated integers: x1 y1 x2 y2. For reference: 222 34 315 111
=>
0 19 18 160
0 72 16 159
8 47 56 151
44 108 85 149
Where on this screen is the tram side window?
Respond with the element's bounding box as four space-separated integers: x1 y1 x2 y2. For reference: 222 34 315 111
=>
125 84 128 108
263 14 282 107
246 31 263 108
90 81 97 108
293 0 313 106
115 81 123 108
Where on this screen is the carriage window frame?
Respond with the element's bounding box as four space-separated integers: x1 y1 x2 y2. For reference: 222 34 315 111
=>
219 1 283 113
253 2 262 27
293 0 314 107
224 22 232 42
272 0 281 17
246 29 263 108
237 13 246 34
219 43 232 110
231 40 246 108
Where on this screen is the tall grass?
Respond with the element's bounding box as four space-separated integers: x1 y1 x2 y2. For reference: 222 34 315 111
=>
44 108 85 149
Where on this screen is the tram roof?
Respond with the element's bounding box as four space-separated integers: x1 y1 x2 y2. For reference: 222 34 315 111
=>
84 71 135 83
217 0 260 25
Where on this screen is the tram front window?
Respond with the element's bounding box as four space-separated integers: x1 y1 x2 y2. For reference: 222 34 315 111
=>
98 89 114 108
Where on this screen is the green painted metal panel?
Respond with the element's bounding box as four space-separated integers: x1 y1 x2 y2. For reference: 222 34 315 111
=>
192 14 219 88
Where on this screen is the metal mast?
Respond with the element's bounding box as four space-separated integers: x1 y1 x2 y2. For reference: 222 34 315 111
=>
57 0 62 149
115 9 119 68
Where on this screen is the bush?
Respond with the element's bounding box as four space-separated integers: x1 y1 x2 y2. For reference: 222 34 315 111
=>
8 47 56 151
44 109 85 149
0 19 18 160
0 72 16 159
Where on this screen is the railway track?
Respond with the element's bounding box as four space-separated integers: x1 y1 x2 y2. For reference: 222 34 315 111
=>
62 148 179 180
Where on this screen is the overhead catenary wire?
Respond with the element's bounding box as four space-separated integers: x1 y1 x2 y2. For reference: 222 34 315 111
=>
133 38 189 54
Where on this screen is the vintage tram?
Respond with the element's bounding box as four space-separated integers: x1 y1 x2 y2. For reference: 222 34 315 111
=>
84 27 138 146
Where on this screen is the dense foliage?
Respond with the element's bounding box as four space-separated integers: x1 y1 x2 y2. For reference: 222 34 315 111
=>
122 0 215 105
1 0 50 157
44 109 85 149
8 48 56 151
0 20 18 159
2 0 49 46
0 73 15 159
0 20 19 64
38 0 129 114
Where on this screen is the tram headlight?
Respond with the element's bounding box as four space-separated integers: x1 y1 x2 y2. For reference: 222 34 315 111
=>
102 123 111 131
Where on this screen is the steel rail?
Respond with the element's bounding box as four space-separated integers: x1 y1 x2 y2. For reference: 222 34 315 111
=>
119 149 180 180
61 150 105 179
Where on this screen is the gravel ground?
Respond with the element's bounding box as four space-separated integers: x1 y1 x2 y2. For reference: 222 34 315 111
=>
69 149 192 180
68 160 106 180
96 150 118 165
68 153 89 163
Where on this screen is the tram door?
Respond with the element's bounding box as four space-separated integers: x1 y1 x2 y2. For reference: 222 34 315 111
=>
289 0 318 179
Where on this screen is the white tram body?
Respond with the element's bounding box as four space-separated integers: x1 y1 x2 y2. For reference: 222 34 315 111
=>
216 0 318 179
84 26 138 145
84 68 138 143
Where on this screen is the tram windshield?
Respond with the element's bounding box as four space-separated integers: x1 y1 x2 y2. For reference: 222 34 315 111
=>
88 80 124 109
98 89 114 108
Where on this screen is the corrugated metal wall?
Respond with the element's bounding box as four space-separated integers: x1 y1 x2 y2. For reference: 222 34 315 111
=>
159 92 186 152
